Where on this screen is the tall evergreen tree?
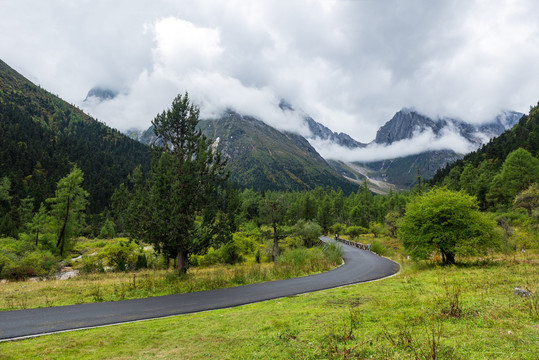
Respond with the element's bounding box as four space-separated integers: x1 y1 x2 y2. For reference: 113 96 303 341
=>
136 93 227 272
47 166 89 256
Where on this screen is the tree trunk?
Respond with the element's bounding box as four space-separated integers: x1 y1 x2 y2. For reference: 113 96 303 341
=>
56 196 71 256
273 222 279 261
176 249 189 273
441 250 455 264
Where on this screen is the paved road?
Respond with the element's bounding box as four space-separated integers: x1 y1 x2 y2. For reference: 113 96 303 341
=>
0 237 399 341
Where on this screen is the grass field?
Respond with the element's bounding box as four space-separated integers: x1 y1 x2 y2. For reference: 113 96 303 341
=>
1 251 537 359
0 245 340 311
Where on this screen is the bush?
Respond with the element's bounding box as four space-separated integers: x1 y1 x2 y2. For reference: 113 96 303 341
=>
329 223 347 236
220 241 244 265
0 237 58 279
284 236 303 248
370 239 388 256
369 222 386 237
99 219 116 239
322 239 342 264
100 238 138 271
295 220 322 247
80 254 105 274
346 226 368 238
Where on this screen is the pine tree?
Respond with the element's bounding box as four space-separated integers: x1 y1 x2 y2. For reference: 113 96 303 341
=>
47 166 89 256
134 93 227 272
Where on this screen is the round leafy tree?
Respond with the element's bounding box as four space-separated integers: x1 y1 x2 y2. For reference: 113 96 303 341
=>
398 187 500 264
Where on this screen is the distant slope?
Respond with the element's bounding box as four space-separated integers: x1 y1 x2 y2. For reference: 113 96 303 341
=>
0 59 151 212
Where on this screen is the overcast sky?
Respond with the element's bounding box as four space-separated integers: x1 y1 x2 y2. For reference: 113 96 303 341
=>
2 0 539 149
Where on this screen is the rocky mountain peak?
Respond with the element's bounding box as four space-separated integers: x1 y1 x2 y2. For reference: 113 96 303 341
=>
374 110 443 145
84 87 118 102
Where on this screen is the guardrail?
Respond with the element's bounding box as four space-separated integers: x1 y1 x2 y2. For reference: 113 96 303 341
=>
334 237 371 251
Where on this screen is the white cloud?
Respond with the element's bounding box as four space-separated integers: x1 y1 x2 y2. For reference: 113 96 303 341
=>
2 0 539 145
311 126 477 163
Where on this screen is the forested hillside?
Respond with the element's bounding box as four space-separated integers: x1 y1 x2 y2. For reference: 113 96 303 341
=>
0 59 151 219
429 104 539 209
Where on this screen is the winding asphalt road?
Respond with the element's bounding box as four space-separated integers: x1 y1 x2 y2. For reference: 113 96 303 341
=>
0 237 399 341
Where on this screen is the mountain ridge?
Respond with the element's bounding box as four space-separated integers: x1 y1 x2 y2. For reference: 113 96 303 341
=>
126 104 523 193
0 58 151 214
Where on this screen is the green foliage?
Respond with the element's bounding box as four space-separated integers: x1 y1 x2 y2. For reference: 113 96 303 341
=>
260 192 288 260
487 148 539 207
369 239 388 256
100 238 138 271
47 166 89 256
123 93 228 273
398 188 501 264
513 183 539 217
195 231 258 266
294 219 322 247
369 222 385 237
384 211 401 238
239 189 262 221
80 254 105 274
99 219 116 239
0 237 57 279
329 223 347 236
346 225 368 238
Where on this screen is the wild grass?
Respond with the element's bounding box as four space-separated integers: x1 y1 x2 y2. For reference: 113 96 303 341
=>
0 251 537 359
0 246 339 311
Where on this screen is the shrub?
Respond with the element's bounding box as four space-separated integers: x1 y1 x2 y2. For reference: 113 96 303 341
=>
370 239 388 256
295 219 322 247
80 254 105 274
100 238 138 271
369 222 386 237
284 236 303 248
220 241 244 265
322 239 343 264
346 226 368 238
99 219 116 239
329 223 347 236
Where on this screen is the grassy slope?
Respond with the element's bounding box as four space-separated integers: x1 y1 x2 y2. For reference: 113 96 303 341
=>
1 254 537 359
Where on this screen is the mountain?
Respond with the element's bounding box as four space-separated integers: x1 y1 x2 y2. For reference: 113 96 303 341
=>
373 108 521 146
342 109 523 189
278 100 366 149
303 116 366 148
84 87 118 102
130 111 358 193
128 103 522 193
0 59 151 213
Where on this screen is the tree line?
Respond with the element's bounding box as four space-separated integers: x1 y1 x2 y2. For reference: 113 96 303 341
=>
1 93 537 279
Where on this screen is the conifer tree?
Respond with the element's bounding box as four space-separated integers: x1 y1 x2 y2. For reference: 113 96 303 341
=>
47 166 88 256
137 93 227 272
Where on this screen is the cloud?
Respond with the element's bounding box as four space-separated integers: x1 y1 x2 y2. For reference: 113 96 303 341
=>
2 0 539 144
81 16 311 135
311 126 477 163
